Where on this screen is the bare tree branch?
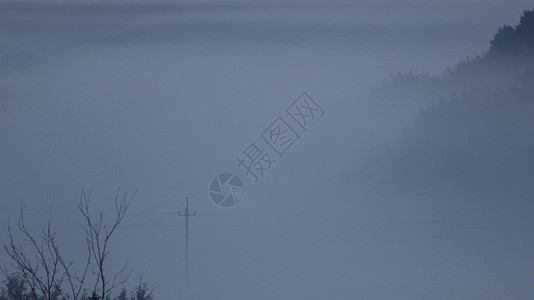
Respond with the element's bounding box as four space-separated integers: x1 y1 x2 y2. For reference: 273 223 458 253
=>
78 189 136 299
2 189 137 300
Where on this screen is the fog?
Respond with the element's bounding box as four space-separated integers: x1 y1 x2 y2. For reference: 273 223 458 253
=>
1 1 534 299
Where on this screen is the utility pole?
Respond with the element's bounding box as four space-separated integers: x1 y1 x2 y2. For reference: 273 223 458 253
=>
178 197 195 300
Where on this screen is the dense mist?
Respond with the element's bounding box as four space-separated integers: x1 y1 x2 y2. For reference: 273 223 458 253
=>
1 1 533 299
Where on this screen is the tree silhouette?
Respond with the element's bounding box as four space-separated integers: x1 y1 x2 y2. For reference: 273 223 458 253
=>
1 190 136 300
489 8 534 58
0 273 29 300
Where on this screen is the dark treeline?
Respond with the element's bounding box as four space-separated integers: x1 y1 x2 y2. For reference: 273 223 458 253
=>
357 8 534 202
0 273 152 300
